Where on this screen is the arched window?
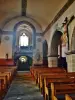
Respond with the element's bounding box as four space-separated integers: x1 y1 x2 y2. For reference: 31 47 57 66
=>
19 33 29 46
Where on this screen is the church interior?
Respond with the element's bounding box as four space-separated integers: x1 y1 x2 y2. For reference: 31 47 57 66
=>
0 0 75 100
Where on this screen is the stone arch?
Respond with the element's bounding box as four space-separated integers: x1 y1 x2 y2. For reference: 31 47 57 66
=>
13 21 36 49
50 30 62 56
1 16 43 56
48 30 62 67
2 16 42 33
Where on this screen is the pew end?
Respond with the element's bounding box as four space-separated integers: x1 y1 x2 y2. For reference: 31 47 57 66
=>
65 94 72 100
54 96 58 100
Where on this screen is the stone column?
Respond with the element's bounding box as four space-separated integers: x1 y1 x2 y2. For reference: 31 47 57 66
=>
48 56 58 67
66 51 75 72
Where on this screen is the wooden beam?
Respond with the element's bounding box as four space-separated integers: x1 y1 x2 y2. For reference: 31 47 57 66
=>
21 0 27 16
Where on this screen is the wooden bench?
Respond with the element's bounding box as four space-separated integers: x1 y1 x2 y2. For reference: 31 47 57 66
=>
0 79 4 100
43 74 69 100
30 66 75 100
65 94 75 100
44 77 75 100
0 70 12 83
38 70 66 89
33 67 66 84
0 75 8 89
0 66 17 99
53 95 74 100
0 66 17 81
0 75 7 100
0 66 16 83
30 66 48 79
51 81 75 100
0 72 11 86
54 96 58 100
43 72 75 100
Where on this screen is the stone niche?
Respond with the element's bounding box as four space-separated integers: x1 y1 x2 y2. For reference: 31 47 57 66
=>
66 51 75 72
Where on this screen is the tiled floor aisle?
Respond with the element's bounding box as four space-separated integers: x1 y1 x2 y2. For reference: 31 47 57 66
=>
4 72 44 100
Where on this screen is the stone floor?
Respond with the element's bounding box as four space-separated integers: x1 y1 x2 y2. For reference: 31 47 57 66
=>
4 72 44 100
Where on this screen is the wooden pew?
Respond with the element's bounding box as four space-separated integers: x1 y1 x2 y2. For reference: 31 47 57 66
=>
43 73 75 100
33 67 66 84
38 67 66 82
0 76 7 99
54 96 58 100
0 72 11 86
65 94 72 100
0 66 17 99
31 66 75 100
0 75 8 90
65 94 75 100
30 65 47 73
0 70 12 83
51 82 75 100
45 78 75 100
0 79 4 100
0 66 17 82
0 66 17 74
44 76 69 100
30 66 48 79
39 73 67 93
40 72 75 99
38 72 66 90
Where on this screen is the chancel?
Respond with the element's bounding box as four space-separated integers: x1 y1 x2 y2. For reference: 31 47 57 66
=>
0 0 75 100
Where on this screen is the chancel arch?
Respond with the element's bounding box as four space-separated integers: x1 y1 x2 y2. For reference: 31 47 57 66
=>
13 21 36 69
13 21 36 50
14 24 34 48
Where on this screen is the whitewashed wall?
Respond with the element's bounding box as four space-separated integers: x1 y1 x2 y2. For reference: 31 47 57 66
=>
0 34 13 58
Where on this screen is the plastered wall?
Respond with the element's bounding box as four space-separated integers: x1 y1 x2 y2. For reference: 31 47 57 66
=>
0 34 13 58
44 1 75 55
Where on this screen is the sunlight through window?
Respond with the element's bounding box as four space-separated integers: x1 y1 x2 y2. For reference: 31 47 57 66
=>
19 33 29 46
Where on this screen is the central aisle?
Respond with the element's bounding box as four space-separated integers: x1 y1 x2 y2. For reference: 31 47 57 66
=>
4 72 44 100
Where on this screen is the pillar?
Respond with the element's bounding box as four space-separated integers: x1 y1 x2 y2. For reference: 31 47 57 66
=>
66 51 75 72
48 56 58 67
